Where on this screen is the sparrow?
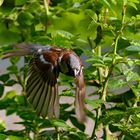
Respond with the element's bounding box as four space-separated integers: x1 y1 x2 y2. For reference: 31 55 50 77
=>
2 43 86 122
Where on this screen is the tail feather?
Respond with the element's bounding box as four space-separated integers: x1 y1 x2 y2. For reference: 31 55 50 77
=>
75 69 86 123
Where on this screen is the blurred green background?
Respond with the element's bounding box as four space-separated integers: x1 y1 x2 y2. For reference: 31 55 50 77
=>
0 0 140 139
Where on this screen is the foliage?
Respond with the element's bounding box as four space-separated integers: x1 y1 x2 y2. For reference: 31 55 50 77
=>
0 0 140 139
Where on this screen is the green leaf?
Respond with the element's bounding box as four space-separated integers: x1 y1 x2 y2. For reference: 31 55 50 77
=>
6 107 17 116
100 108 125 125
68 133 81 139
92 63 106 68
5 80 17 86
59 90 74 97
0 0 4 6
128 1 139 10
102 0 111 8
0 98 16 109
69 116 85 131
8 136 26 140
10 57 20 64
76 131 88 140
4 90 16 99
85 99 104 109
57 30 73 39
67 7 80 14
136 14 140 20
15 95 27 106
86 109 95 119
60 103 71 112
108 77 127 89
0 74 10 83
0 84 4 97
125 71 139 82
52 34 72 48
4 130 25 137
126 46 140 52
37 119 52 128
37 130 55 139
0 30 21 46
17 12 34 26
87 56 104 64
0 119 5 131
87 55 106 67
51 119 70 130
15 121 36 131
117 37 130 50
17 109 37 121
27 2 41 13
0 134 7 140
7 65 18 74
15 0 27 6
107 88 138 108
33 35 52 45
103 56 112 64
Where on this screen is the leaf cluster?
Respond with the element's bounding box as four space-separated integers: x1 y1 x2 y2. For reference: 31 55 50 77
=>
0 0 140 139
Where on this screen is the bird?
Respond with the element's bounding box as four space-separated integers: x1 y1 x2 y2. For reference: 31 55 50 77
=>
2 43 86 122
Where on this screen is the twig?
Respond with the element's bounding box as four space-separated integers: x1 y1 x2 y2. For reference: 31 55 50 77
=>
44 0 49 15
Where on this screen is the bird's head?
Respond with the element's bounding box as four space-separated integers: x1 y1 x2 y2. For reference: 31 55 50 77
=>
68 54 83 77
62 52 86 122
58 52 83 77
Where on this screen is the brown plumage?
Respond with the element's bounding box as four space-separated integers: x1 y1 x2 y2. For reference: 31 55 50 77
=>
2 43 86 122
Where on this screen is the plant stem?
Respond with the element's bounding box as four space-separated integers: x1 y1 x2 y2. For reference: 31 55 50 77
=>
44 0 49 15
113 34 119 56
102 1 127 139
91 1 127 138
122 0 127 24
90 45 103 139
55 126 60 140
43 0 49 33
97 45 103 83
90 108 101 140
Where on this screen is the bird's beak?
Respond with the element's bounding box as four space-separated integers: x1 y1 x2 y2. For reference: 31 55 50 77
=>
74 69 79 77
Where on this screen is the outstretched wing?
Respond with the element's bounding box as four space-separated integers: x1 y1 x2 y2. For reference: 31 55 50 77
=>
2 43 60 119
26 52 60 119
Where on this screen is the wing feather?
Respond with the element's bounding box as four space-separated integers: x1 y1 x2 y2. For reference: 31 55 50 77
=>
26 75 42 96
41 78 52 118
27 63 59 119
28 80 43 103
32 81 45 109
2 43 60 119
26 70 38 88
53 83 59 118
36 82 49 115
47 80 55 118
